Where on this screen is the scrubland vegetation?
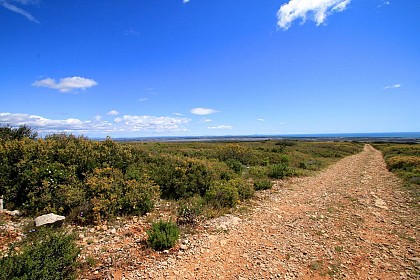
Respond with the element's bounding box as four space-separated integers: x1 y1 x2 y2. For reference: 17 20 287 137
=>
373 143 420 206
0 126 367 278
1 126 363 224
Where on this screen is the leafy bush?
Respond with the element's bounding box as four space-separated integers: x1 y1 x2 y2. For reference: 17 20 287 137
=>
85 168 159 222
225 159 243 174
177 195 204 225
150 156 212 200
120 179 159 216
298 159 321 170
205 181 239 208
0 229 79 280
268 162 290 179
147 220 180 251
254 179 273 191
229 178 254 200
0 125 37 141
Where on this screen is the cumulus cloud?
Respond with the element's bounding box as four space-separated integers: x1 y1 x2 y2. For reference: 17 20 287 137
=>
32 76 98 93
208 125 232 130
277 0 351 30
0 0 39 23
191 107 219 115
384 83 401 89
107 110 119 116
0 112 191 135
118 115 190 132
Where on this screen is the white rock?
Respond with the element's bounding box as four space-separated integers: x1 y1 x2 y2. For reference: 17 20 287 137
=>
34 213 65 227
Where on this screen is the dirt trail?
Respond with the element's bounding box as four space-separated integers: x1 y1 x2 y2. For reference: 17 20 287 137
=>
127 144 419 279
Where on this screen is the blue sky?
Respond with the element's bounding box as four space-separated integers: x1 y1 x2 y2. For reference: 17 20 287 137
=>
1 0 419 137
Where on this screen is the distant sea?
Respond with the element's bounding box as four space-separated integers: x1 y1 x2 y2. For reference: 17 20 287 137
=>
113 132 420 143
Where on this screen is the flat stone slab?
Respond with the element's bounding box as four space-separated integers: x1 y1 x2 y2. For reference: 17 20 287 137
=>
35 213 65 227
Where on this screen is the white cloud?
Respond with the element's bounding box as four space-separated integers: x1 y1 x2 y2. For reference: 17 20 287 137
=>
191 107 219 115
378 0 390 7
94 115 102 121
277 0 351 30
173 113 183 116
138 98 148 102
107 110 119 116
183 0 190 3
117 115 191 132
0 0 39 23
384 84 401 89
0 112 191 135
201 118 212 123
32 76 98 93
208 125 232 130
257 118 265 122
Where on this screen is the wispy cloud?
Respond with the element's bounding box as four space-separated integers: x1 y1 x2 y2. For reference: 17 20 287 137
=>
277 0 351 30
378 0 390 8
0 0 39 23
0 112 191 135
208 125 232 130
124 29 140 36
173 112 183 116
384 83 401 89
138 98 148 102
257 118 265 122
32 76 98 93
201 118 212 123
107 110 119 116
183 0 190 3
191 107 219 115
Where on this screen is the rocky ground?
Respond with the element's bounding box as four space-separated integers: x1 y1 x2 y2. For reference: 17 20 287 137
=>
1 144 419 279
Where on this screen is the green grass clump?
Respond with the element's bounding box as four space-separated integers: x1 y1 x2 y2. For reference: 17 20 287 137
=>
268 163 290 179
373 143 420 207
254 179 273 191
0 228 80 280
147 220 180 251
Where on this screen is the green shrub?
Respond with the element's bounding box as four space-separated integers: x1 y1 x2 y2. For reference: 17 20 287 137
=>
229 178 254 200
268 162 289 179
119 179 159 216
177 195 204 225
150 156 212 200
254 180 273 191
205 181 239 208
0 229 79 280
147 220 180 251
247 166 268 179
225 159 243 174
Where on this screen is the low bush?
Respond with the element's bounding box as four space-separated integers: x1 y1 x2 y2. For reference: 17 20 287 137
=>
0 228 79 280
229 178 254 200
225 159 243 174
147 220 180 251
177 195 204 225
268 162 290 179
205 181 239 208
254 179 273 191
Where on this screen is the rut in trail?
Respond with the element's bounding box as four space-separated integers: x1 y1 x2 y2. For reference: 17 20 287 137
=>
130 144 419 280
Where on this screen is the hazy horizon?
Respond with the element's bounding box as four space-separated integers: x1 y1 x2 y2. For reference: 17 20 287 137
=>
1 0 419 138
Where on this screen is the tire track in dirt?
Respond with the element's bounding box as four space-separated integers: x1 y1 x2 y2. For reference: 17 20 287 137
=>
129 145 419 279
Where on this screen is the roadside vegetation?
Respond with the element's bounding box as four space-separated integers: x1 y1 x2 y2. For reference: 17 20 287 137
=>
373 143 420 207
1 126 363 224
0 125 364 278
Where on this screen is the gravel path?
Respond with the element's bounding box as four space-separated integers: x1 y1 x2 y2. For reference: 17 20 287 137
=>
126 144 419 279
